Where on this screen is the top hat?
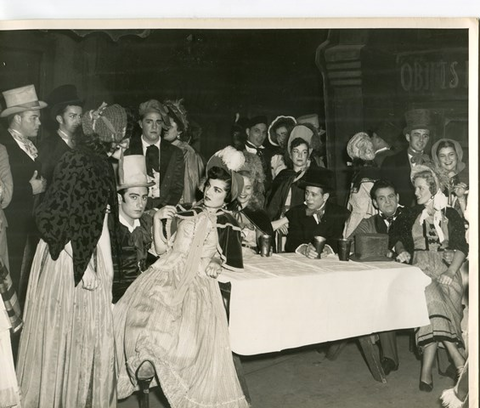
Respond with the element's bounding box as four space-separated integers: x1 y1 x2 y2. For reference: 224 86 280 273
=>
403 109 435 134
47 84 84 118
117 155 155 191
1 84 47 118
298 166 333 192
375 119 402 146
350 233 393 262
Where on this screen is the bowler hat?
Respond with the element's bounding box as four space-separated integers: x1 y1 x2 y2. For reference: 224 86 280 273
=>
403 109 434 134
1 84 47 118
350 233 393 262
47 84 84 118
117 155 155 191
298 166 333 192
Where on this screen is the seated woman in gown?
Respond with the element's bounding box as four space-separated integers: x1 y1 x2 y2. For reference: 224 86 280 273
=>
113 146 249 408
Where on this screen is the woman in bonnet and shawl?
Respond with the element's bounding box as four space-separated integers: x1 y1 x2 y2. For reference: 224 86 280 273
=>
16 103 126 408
113 146 248 408
390 164 467 392
431 138 469 221
343 131 382 238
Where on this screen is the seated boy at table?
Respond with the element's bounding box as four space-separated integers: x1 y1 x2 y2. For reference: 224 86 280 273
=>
273 167 350 258
346 178 402 375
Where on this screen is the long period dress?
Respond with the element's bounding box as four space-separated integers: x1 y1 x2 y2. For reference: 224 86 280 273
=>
390 205 468 348
114 207 248 408
16 147 118 408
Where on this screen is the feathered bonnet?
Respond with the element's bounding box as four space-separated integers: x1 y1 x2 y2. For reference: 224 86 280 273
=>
163 99 189 133
206 146 245 202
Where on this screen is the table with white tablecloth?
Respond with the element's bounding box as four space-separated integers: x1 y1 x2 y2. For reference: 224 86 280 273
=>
218 252 431 383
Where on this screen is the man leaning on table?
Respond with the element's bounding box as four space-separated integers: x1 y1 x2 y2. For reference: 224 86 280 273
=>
347 178 404 376
273 167 350 257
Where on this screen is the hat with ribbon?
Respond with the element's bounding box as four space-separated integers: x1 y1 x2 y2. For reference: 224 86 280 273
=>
1 84 47 118
206 146 245 202
82 102 127 143
117 154 155 191
350 233 394 262
403 109 435 134
47 84 84 119
346 132 375 161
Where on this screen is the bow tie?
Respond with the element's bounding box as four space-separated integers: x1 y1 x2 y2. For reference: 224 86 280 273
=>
306 207 325 221
408 148 429 165
245 141 264 156
380 208 400 225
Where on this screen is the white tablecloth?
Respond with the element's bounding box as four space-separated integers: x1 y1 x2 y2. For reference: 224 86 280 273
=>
218 253 431 356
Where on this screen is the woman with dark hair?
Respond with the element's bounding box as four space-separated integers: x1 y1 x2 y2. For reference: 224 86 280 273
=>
391 164 467 392
17 103 126 407
163 99 205 204
432 138 469 220
267 115 297 178
113 146 248 408
266 124 320 224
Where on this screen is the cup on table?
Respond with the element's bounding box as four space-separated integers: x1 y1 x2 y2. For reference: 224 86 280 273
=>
337 238 352 261
259 234 273 257
312 236 327 259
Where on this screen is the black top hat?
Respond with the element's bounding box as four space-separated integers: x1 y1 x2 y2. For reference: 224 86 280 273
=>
47 84 84 118
350 233 394 262
375 119 402 146
403 109 434 134
298 166 333 192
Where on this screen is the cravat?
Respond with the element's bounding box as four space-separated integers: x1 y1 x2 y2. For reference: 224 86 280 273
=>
145 144 160 177
245 141 264 157
9 128 38 159
408 148 429 165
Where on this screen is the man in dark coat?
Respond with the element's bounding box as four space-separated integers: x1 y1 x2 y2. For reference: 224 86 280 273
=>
125 99 185 209
381 109 434 207
283 167 350 255
37 84 84 186
347 179 403 375
0 84 47 301
244 116 274 191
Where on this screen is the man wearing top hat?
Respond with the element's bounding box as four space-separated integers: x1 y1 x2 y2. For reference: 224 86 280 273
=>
112 154 177 303
274 166 350 256
126 99 185 209
37 84 84 186
0 84 47 300
244 116 274 190
381 109 433 207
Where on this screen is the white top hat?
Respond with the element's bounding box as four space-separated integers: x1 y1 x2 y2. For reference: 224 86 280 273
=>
117 155 155 191
1 84 47 118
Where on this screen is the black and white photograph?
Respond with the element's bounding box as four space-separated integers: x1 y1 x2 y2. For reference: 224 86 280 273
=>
0 16 477 408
